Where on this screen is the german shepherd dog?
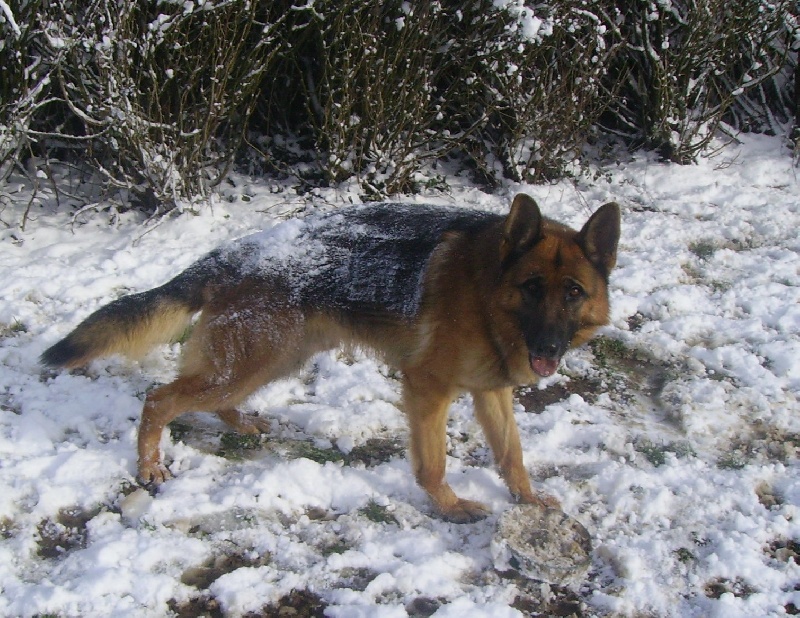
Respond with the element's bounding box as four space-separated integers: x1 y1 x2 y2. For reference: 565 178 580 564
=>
42 194 620 523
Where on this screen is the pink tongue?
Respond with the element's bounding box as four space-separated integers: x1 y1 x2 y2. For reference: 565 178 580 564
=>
530 356 559 377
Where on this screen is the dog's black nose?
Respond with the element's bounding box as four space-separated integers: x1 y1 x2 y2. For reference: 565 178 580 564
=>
538 342 560 357
529 332 568 360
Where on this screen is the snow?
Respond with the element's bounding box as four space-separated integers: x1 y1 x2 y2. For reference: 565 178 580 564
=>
1 133 799 616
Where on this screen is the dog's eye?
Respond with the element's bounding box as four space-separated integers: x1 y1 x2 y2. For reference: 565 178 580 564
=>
566 284 585 300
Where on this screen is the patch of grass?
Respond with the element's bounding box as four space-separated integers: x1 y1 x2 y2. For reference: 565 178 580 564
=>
589 336 629 368
717 452 748 470
709 279 732 294
168 420 193 442
321 539 350 556
346 438 404 467
689 239 717 260
359 500 398 525
635 439 695 467
638 441 668 467
675 547 695 563
172 428 402 469
216 432 264 460
0 319 28 338
681 263 704 283
294 442 346 465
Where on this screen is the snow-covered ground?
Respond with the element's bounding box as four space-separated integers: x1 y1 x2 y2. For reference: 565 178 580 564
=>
1 134 798 617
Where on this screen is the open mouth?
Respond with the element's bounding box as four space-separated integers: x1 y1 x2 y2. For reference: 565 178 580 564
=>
529 354 560 378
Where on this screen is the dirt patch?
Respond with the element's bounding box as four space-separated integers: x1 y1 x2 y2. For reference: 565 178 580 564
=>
168 417 405 470
588 336 675 406
503 572 586 617
36 506 100 559
0 517 15 539
181 550 271 590
704 577 757 599
345 438 405 467
724 422 800 466
168 595 222 618
172 549 330 618
406 596 443 617
517 375 602 411
766 538 800 564
259 590 327 617
518 336 676 422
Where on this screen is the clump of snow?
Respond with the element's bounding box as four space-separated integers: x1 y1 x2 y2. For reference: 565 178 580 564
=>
0 134 798 616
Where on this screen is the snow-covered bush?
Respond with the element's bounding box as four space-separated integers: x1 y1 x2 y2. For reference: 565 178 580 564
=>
726 6 799 139
269 1 465 195
0 0 797 215
603 0 795 162
1 0 280 212
255 0 617 191
453 0 619 182
0 0 54 185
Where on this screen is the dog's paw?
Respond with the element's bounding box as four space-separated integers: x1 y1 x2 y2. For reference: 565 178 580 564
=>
440 499 492 524
137 461 172 488
237 415 270 435
517 490 561 510
218 409 271 435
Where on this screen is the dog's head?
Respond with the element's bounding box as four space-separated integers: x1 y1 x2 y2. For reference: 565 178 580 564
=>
498 193 620 381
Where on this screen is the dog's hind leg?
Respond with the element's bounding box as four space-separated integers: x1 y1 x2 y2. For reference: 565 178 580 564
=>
138 375 223 485
472 388 560 509
137 295 323 486
138 364 291 485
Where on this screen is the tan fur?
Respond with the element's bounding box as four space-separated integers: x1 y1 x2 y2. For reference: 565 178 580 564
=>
43 195 620 523
63 302 193 368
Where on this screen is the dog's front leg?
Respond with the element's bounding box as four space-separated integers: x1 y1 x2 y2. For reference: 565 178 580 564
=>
472 388 560 509
403 372 490 523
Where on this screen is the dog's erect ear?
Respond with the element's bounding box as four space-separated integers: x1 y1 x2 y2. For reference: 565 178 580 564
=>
578 202 620 278
501 194 542 267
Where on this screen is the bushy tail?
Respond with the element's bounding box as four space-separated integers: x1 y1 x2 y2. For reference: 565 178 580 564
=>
41 263 210 369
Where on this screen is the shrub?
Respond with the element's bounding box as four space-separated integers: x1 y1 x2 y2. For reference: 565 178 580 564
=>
726 6 799 138
2 0 281 213
603 0 795 163
253 0 619 192
459 0 621 182
1 0 797 216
